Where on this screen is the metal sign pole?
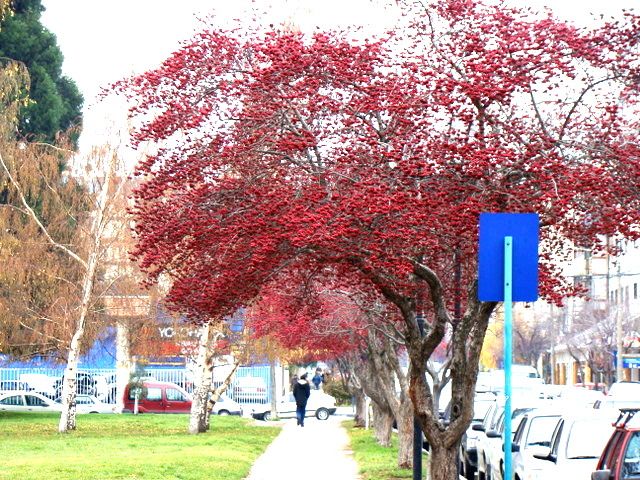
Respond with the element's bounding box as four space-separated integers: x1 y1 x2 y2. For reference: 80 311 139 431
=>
504 236 513 480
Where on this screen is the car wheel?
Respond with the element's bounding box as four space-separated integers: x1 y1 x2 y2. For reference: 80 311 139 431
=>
316 408 330 420
263 411 272 421
218 410 230 416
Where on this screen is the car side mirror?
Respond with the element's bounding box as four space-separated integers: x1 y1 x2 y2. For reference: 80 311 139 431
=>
500 443 520 453
472 424 485 432
591 470 611 480
531 446 554 462
486 430 501 439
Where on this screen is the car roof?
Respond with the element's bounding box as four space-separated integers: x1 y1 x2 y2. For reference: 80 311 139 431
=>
0 390 49 398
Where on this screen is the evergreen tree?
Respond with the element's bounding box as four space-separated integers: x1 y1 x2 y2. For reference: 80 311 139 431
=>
0 0 83 143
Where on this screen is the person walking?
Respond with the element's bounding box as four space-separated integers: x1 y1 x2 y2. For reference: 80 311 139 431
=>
293 372 311 427
312 368 323 390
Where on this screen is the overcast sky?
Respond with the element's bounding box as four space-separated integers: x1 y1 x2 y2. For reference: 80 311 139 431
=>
39 0 634 162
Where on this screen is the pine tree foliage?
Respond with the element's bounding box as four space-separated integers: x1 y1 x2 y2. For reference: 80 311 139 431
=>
0 0 83 144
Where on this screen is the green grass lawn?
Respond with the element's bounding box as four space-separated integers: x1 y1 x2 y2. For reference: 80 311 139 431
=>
0 412 280 480
345 420 428 480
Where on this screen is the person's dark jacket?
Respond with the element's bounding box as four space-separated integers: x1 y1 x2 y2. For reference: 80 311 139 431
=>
293 379 311 407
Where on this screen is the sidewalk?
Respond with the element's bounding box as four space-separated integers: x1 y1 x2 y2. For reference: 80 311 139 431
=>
245 413 361 480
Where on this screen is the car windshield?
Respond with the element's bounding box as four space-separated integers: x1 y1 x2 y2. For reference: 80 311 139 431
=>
526 416 561 447
565 419 612 459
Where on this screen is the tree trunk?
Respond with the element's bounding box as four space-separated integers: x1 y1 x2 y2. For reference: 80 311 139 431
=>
396 405 414 469
428 444 459 480
205 362 240 430
269 360 277 420
58 247 101 432
353 390 367 427
189 322 212 434
115 320 131 413
372 402 394 447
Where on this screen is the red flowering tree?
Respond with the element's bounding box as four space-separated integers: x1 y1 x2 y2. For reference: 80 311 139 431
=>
248 276 420 466
117 1 640 478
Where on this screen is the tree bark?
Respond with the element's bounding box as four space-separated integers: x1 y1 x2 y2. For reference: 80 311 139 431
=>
396 404 414 469
204 362 240 429
372 401 394 447
189 321 212 434
353 389 367 427
115 320 131 413
428 444 459 480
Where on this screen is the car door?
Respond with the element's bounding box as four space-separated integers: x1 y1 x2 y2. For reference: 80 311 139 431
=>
0 394 26 411
141 387 164 413
164 387 191 413
278 394 297 418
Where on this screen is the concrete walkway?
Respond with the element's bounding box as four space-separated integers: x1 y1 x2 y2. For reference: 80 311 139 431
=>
245 414 361 480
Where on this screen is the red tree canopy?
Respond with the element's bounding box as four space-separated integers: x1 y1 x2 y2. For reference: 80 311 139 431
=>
117 0 640 324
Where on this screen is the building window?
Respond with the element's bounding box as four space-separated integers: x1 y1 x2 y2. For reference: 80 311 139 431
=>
626 286 630 303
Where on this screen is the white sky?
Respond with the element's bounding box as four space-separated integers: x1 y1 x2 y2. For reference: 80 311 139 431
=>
39 0 635 165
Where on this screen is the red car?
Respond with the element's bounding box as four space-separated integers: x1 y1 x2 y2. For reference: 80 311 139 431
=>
123 380 191 414
592 409 640 480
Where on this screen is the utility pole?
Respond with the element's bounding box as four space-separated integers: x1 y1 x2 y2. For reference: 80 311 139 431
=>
616 258 624 382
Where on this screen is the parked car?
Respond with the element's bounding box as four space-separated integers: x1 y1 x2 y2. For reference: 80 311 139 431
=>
486 405 543 480
594 382 640 410
211 393 242 416
524 408 616 480
0 391 62 412
459 391 497 480
122 380 191 414
54 394 116 414
555 386 606 408
475 394 549 480
251 390 337 421
592 408 640 480
510 406 566 480
233 376 268 404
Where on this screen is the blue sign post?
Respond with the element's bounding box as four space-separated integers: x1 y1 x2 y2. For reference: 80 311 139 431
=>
479 213 539 480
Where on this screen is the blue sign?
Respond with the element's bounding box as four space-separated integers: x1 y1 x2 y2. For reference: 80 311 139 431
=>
478 213 539 302
623 356 640 368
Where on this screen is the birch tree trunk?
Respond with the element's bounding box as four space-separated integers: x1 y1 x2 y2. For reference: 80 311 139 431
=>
58 154 114 432
189 321 212 434
204 362 240 430
115 320 131 413
58 249 101 431
269 361 277 420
